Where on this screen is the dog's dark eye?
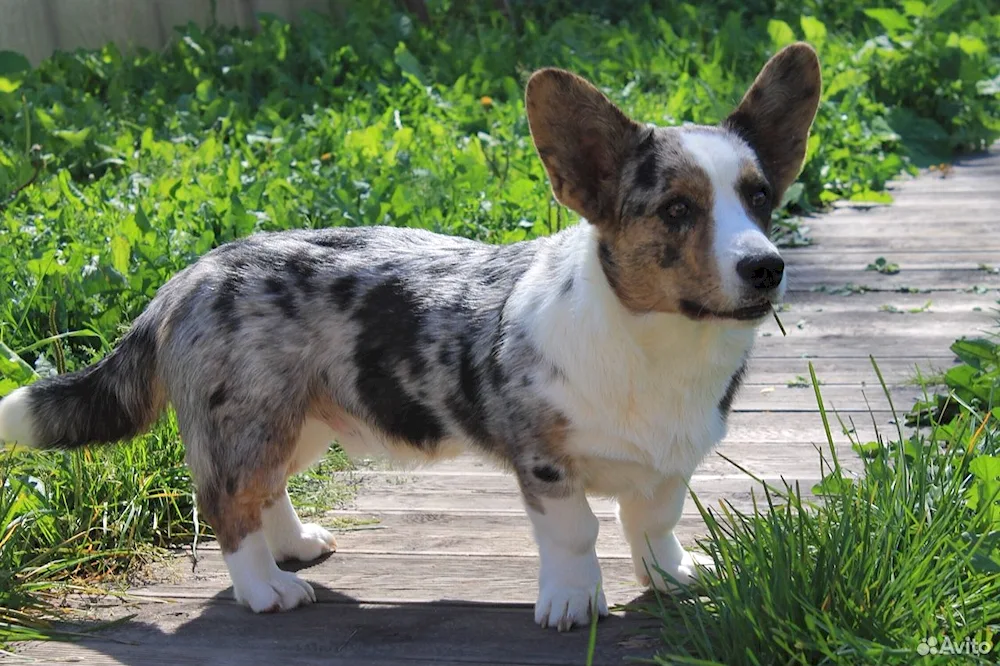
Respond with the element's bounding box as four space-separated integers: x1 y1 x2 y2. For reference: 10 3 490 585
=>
664 200 689 219
750 188 769 208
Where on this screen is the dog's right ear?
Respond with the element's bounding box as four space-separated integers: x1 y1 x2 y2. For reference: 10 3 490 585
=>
525 69 641 226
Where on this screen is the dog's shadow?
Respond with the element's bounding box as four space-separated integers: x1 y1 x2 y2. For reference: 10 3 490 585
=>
40 565 666 666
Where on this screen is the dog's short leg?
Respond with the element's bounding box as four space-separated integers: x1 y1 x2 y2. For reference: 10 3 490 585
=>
262 418 338 562
262 488 337 563
617 475 711 590
185 421 317 613
524 489 608 631
223 528 317 612
197 482 316 613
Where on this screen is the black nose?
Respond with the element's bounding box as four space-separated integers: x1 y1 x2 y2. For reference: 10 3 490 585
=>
737 254 785 291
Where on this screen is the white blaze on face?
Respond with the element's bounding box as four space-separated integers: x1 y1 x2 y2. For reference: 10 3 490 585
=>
678 131 785 306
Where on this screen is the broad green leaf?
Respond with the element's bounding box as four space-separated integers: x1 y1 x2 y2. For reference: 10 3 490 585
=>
927 0 959 18
852 441 882 459
800 16 827 44
944 364 977 392
957 35 988 57
0 50 30 76
849 189 893 204
0 76 21 93
110 235 131 275
0 341 37 388
53 127 92 148
812 473 853 495
767 19 796 48
902 0 928 16
864 8 910 33
134 205 152 234
825 69 869 98
950 338 998 370
508 178 537 201
393 43 426 85
779 182 805 208
805 133 821 161
967 456 1000 525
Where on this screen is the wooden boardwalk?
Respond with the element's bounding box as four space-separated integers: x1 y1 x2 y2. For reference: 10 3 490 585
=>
7 148 1000 665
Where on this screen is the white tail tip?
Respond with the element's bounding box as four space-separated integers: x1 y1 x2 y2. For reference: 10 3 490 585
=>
0 387 37 448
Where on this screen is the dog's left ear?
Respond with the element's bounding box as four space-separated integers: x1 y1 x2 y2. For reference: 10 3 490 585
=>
525 68 642 226
724 43 822 199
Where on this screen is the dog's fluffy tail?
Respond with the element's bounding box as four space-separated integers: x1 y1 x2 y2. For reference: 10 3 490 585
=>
0 308 167 450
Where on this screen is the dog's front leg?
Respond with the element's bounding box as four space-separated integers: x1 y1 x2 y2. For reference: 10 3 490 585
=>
617 474 711 591
523 488 608 631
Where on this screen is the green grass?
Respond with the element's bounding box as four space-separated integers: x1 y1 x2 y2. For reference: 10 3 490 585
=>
0 0 998 653
640 335 1000 664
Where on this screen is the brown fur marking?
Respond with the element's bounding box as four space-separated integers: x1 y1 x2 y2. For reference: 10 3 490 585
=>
525 68 641 226
723 42 822 198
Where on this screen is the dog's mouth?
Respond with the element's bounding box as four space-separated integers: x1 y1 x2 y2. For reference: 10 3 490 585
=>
679 299 773 322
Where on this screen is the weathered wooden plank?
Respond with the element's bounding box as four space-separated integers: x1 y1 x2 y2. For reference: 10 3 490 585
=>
784 235 1000 251
741 355 955 385
752 334 976 358
723 410 899 443
344 474 822 516
785 251 1000 270
781 290 997 308
784 267 1000 290
201 512 683 558
755 311 991 342
136 550 673 607
8 598 658 665
367 440 860 482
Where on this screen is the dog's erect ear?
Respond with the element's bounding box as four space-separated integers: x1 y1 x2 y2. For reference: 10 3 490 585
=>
724 42 822 199
525 68 642 225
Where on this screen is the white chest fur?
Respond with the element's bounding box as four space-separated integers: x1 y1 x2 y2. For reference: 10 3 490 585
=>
510 225 755 497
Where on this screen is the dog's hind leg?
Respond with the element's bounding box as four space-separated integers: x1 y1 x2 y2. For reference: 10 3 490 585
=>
181 408 317 613
261 418 338 563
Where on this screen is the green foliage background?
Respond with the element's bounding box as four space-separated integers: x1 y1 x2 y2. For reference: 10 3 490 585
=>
0 0 997 375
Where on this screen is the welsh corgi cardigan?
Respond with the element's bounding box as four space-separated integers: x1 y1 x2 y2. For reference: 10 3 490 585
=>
0 43 821 631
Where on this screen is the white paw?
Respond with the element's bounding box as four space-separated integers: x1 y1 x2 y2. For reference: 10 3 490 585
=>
270 522 337 563
234 567 317 613
535 552 608 631
636 548 714 591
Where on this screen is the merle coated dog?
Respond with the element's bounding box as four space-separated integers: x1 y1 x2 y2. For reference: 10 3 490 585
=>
0 43 821 631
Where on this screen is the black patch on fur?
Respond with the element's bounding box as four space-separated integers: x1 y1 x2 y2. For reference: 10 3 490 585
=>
208 384 227 409
444 336 492 444
352 277 443 448
264 276 298 320
532 464 562 483
597 240 621 294
307 230 368 251
286 250 320 295
634 151 658 190
329 275 359 310
482 263 506 286
438 346 453 366
659 243 680 268
559 276 574 297
719 361 748 418
214 275 243 334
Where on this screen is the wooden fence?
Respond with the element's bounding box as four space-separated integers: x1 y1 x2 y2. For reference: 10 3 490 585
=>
1 0 342 65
